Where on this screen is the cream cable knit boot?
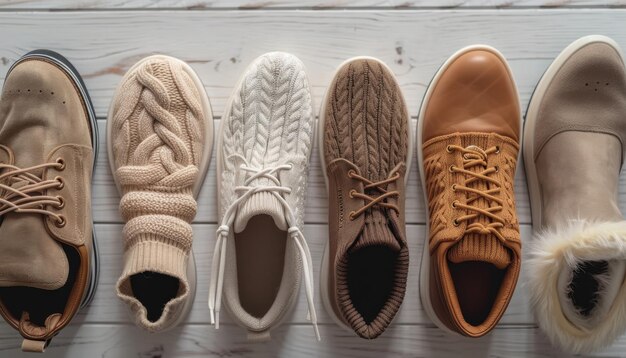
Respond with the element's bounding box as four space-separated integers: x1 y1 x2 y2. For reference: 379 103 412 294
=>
107 55 213 332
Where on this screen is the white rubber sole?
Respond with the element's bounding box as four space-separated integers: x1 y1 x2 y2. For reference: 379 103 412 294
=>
215 52 315 331
416 45 521 336
317 56 413 333
106 54 214 329
523 35 624 230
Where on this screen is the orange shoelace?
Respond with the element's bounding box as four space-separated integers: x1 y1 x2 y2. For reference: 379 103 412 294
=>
447 144 506 242
347 169 401 220
0 160 66 227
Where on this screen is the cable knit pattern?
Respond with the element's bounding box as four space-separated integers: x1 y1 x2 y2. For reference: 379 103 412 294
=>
324 59 407 180
110 56 209 332
221 53 312 221
323 58 409 339
424 155 447 241
217 52 314 335
422 133 521 264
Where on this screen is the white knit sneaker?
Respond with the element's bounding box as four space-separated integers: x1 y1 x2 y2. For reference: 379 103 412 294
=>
209 52 318 341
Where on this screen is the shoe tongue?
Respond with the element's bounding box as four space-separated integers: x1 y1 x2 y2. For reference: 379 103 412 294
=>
234 191 287 233
446 142 511 270
447 234 511 269
351 209 401 252
0 180 69 290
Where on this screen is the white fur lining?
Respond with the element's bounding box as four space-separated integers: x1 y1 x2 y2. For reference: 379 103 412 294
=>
526 219 626 354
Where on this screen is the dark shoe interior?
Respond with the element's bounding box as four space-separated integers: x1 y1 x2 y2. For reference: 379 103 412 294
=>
568 260 608 316
0 244 79 327
449 261 505 326
347 245 398 324
235 215 287 318
130 272 180 322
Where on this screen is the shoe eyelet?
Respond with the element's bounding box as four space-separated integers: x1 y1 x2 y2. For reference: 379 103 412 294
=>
448 165 456 173
446 145 453 153
54 215 66 228
55 176 64 190
56 158 66 171
56 196 65 209
348 170 356 178
348 211 356 221
453 219 460 227
349 189 356 199
451 184 457 192
452 200 459 209
494 165 499 173
495 146 500 154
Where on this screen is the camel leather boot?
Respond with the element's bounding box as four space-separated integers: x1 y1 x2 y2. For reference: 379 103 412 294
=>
418 45 522 337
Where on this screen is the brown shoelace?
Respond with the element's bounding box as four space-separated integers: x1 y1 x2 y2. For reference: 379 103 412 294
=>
0 159 66 227
447 144 505 242
347 169 401 220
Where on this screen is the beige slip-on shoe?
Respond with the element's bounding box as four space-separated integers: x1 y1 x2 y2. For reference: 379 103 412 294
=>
108 55 213 332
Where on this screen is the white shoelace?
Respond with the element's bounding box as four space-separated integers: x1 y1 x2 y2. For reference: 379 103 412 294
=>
208 155 320 341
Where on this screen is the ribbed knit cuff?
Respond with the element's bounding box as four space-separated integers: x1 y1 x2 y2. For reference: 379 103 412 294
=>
351 211 401 251
116 238 191 332
120 238 188 279
448 234 512 269
234 191 287 233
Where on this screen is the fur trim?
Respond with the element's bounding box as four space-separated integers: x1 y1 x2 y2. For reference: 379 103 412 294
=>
526 219 626 354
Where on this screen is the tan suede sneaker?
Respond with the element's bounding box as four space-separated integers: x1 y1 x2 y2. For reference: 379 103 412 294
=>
0 50 98 352
417 46 521 337
320 57 411 339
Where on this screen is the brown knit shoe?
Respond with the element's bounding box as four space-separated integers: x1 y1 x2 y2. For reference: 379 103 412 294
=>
320 57 411 339
107 55 213 332
417 46 521 337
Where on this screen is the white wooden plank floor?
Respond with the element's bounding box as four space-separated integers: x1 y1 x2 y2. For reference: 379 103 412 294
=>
0 4 625 357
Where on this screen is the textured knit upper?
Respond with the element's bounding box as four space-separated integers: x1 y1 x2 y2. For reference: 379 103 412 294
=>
323 60 408 181
323 58 409 339
213 52 314 336
423 133 520 268
220 53 312 228
110 56 208 332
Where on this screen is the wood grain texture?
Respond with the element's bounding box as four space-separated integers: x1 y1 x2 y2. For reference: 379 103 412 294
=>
0 7 625 358
4 323 626 358
1 10 626 116
0 0 624 9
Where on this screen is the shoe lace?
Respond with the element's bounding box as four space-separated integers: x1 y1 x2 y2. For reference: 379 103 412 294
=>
0 159 66 226
447 144 506 242
208 154 320 341
346 170 401 220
